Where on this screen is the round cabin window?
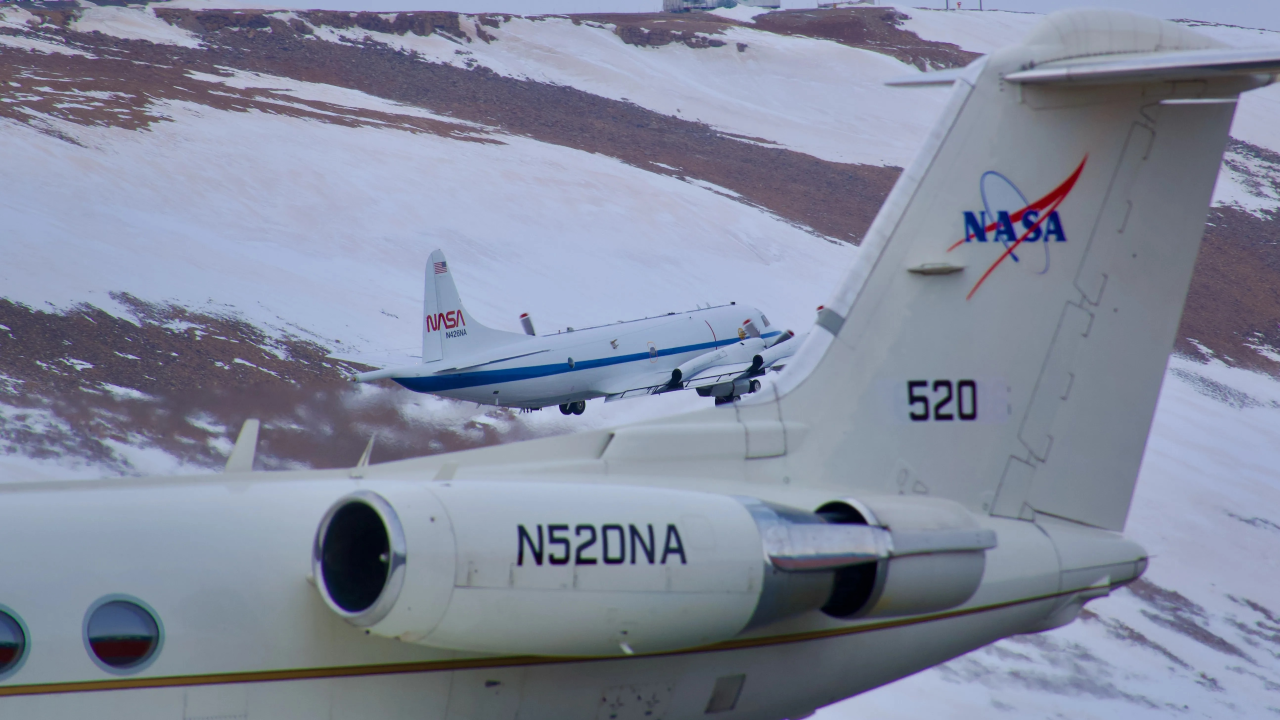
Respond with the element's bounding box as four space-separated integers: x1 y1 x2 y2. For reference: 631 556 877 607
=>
84 597 163 674
0 608 28 679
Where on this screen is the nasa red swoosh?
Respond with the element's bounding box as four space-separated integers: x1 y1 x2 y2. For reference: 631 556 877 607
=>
948 157 1088 300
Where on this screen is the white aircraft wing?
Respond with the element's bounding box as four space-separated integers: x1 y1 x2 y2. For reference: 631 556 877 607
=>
601 333 805 401
682 361 759 389
599 369 679 402
684 331 806 386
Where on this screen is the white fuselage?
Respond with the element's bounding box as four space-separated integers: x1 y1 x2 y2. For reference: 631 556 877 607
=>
389 304 777 407
0 457 1139 719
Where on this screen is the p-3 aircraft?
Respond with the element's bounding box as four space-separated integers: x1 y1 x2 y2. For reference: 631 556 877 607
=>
350 251 802 414
3 10 1278 719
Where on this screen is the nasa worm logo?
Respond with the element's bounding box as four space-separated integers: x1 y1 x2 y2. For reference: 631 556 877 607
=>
949 158 1087 299
426 310 467 338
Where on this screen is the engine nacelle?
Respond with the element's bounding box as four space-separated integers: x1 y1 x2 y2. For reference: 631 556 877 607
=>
696 377 759 398
312 483 994 657
816 496 995 619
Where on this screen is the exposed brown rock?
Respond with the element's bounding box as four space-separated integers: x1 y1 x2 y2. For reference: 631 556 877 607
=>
1 12 898 242
750 7 980 71
1079 608 1192 669
0 41 495 140
302 10 464 38
571 13 732 49
1176 205 1280 374
1127 578 1251 660
613 24 726 49
196 18 895 242
0 297 536 473
27 9 78 28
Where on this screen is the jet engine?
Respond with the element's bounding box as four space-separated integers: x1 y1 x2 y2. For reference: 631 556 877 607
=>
811 496 995 619
312 483 995 657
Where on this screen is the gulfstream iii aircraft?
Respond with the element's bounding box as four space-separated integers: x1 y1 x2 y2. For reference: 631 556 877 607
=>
4 10 1278 719
350 251 800 414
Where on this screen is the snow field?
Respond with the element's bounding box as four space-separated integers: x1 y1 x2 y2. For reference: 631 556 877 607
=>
308 13 950 167
894 5 1043 56
70 6 204 48
0 96 854 357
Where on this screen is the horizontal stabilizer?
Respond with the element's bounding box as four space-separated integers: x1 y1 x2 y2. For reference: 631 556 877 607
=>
1005 46 1280 85
685 362 757 389
328 349 421 372
355 365 424 383
685 332 804 387
353 349 554 384
885 67 970 87
599 369 675 401
603 387 660 403
436 348 550 374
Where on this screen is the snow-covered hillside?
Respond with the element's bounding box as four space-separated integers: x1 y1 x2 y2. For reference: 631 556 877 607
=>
0 4 1278 717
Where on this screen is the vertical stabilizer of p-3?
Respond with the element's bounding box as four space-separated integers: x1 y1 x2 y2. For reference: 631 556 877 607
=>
421 249 525 365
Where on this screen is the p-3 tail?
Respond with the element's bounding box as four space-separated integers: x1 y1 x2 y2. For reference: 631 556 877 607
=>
422 249 525 364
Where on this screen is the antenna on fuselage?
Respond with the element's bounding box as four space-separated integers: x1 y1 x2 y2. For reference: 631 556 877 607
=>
349 433 378 479
224 418 259 473
356 433 377 468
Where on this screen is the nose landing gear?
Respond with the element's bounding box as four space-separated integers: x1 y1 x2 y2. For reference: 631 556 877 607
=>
558 401 586 416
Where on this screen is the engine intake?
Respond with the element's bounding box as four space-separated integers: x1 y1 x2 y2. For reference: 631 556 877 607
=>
313 491 406 626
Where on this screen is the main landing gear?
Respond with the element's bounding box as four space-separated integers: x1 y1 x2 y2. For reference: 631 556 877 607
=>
559 401 586 416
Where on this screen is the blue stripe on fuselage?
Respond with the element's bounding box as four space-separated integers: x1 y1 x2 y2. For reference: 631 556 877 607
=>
392 332 781 394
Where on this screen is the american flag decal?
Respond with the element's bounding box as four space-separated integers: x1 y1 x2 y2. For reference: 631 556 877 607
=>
434 261 448 274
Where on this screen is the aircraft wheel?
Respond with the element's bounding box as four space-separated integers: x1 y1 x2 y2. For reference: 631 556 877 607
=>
571 401 586 415
750 379 761 393
559 403 572 415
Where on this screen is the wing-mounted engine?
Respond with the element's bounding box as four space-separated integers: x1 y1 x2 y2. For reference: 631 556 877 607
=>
669 332 808 402
312 483 996 657
664 337 766 391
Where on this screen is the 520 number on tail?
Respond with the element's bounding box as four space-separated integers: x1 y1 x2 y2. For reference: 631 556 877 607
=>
908 380 977 421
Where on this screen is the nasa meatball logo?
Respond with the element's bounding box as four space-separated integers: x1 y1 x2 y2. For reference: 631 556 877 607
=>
949 158 1086 299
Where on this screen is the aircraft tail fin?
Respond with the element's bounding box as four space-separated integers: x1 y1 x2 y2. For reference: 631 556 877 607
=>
423 250 525 364
763 9 1274 531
